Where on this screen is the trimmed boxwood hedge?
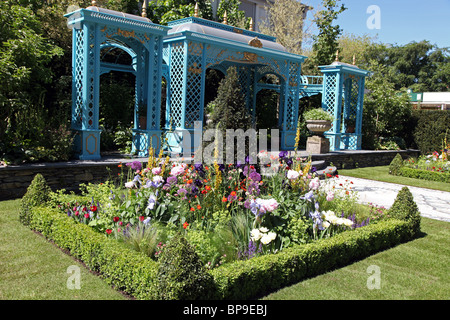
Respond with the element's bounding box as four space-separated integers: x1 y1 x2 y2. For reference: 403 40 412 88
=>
389 153 450 183
26 205 418 300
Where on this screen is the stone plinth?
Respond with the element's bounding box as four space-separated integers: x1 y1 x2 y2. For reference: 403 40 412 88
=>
307 135 330 154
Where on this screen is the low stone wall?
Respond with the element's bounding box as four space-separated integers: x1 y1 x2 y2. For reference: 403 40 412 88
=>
0 158 136 201
0 150 420 201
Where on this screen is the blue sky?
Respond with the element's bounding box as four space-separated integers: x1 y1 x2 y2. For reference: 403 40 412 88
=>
303 0 450 49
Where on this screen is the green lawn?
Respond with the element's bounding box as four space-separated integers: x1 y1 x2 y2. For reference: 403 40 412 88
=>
0 199 126 300
338 165 450 192
263 217 450 300
1 198 449 300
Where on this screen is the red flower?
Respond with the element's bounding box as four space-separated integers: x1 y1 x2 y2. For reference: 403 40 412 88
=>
197 205 202 210
139 216 145 222
90 205 97 212
222 197 227 202
190 207 195 212
84 213 90 219
183 222 189 229
106 229 112 235
230 191 237 197
113 216 120 223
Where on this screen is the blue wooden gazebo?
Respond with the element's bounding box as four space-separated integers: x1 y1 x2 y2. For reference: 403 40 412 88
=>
65 3 368 159
65 4 170 160
319 60 370 151
162 16 307 153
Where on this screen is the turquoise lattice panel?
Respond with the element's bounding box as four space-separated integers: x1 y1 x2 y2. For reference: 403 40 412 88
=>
168 42 185 128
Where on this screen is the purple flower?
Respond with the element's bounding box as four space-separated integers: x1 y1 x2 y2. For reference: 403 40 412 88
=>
249 171 261 182
279 151 288 159
126 161 142 171
167 176 178 185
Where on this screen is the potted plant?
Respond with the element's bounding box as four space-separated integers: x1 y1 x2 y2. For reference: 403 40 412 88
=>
304 108 334 136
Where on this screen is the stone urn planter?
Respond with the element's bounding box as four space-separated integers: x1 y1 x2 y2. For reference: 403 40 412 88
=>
306 120 332 136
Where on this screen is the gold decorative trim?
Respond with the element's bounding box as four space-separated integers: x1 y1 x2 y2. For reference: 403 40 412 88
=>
248 37 263 48
85 134 98 155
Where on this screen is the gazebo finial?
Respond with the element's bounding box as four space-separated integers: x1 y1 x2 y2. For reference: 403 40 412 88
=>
352 55 356 65
194 3 199 18
249 17 254 31
91 0 97 6
335 50 339 62
223 11 228 25
142 0 147 18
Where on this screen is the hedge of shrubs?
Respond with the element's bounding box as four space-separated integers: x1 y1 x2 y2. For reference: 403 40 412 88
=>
389 153 450 183
21 173 422 300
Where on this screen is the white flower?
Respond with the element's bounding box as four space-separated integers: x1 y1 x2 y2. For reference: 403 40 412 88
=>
250 229 262 241
259 227 269 233
125 181 135 188
152 175 164 184
343 218 354 227
323 221 330 228
260 234 272 245
287 170 300 180
170 164 185 176
267 232 277 241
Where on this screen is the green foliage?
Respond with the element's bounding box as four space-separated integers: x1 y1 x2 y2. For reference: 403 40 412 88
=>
389 153 404 176
412 110 450 154
257 0 309 55
211 218 414 299
362 60 413 149
19 174 52 226
207 66 253 131
27 205 160 299
156 233 216 299
216 0 249 28
398 167 450 183
311 0 347 66
303 108 334 121
388 187 421 238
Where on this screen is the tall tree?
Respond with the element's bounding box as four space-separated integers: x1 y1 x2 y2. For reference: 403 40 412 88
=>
310 0 346 68
258 0 313 55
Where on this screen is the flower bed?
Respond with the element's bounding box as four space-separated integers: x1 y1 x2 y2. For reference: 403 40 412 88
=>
20 150 422 299
390 151 450 183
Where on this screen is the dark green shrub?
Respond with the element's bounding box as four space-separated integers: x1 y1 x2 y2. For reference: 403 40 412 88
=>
413 110 450 154
19 174 51 226
399 167 450 183
388 187 421 238
156 233 216 300
389 153 404 175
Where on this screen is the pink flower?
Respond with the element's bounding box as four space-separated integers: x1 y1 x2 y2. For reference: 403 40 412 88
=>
170 165 185 176
152 167 162 175
326 191 334 201
309 177 320 190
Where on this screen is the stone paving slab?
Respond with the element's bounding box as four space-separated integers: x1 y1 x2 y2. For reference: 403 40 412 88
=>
336 176 450 223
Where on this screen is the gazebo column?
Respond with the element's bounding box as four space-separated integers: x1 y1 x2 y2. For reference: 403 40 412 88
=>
132 36 165 157
281 62 301 150
72 22 102 160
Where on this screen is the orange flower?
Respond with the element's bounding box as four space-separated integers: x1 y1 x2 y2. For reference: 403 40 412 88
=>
230 191 237 197
183 222 189 229
190 207 195 212
205 185 211 191
222 197 227 202
187 179 193 184
197 205 202 210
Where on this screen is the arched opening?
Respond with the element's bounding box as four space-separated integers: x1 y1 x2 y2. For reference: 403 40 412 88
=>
298 93 322 149
99 43 136 155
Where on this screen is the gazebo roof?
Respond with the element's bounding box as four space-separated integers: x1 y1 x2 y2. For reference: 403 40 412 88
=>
167 17 287 53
